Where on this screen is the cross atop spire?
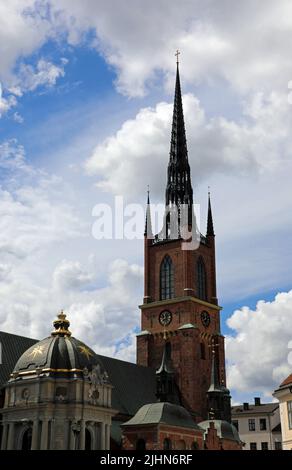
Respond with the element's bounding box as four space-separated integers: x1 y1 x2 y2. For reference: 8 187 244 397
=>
175 49 180 65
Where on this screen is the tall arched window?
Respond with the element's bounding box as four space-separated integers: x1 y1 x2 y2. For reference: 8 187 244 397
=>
197 257 207 300
85 428 92 450
21 427 32 450
160 255 174 300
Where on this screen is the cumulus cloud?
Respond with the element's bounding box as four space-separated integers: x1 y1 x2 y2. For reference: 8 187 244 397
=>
0 255 142 361
46 0 292 96
1 1 292 97
0 139 142 361
226 291 292 396
85 90 292 199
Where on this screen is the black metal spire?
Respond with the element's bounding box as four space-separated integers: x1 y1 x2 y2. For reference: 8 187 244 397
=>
206 190 215 237
144 187 153 238
165 58 193 223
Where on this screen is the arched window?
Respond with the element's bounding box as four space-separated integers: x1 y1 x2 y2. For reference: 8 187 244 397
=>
197 257 207 300
85 428 92 450
163 438 172 450
160 256 174 300
136 438 146 450
21 427 32 450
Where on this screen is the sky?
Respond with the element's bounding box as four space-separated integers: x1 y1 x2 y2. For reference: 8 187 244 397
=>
0 0 292 405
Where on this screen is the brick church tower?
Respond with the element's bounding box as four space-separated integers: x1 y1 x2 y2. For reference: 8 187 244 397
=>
136 59 227 422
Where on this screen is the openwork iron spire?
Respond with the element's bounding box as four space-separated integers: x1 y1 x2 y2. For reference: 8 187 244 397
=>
165 58 193 226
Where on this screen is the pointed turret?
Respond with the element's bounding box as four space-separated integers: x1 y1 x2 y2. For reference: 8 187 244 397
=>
208 345 221 394
144 189 153 238
206 191 215 237
156 342 175 403
164 55 193 238
207 338 231 422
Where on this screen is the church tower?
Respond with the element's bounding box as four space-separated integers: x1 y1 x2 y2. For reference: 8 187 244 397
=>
137 56 227 421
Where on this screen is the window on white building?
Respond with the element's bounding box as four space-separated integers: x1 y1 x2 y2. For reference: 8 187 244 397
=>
261 442 268 450
275 441 282 450
260 418 267 430
250 442 257 450
248 419 256 431
288 401 292 430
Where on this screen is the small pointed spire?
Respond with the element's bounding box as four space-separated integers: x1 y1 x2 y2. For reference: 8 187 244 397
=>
206 189 215 237
156 342 174 402
208 341 221 393
144 186 153 237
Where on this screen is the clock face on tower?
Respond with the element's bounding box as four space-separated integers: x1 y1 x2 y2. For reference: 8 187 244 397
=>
201 310 211 328
159 310 172 326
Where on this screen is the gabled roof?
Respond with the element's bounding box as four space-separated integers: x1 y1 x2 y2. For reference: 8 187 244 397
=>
231 403 279 415
98 354 157 417
280 373 292 387
122 402 201 429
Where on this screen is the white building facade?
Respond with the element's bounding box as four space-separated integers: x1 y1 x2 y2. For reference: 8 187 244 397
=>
231 398 282 450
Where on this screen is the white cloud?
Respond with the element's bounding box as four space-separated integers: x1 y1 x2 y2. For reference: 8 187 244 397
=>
46 0 292 97
0 140 28 172
0 139 142 362
2 1 292 98
13 112 24 123
85 90 292 199
53 259 93 291
0 255 142 361
16 58 66 93
0 83 17 117
226 290 292 396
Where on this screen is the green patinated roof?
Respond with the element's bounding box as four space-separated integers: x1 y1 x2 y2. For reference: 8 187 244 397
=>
122 402 202 429
199 420 241 443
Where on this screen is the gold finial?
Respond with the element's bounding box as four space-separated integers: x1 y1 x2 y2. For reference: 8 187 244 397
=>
52 310 72 337
175 49 180 65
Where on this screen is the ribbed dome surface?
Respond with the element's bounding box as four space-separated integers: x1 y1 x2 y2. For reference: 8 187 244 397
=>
12 312 106 379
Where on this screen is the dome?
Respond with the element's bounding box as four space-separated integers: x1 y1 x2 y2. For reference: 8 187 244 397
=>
11 311 109 381
123 402 201 430
199 419 241 443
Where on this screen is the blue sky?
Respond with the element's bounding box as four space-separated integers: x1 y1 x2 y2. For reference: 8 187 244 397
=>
0 1 292 405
